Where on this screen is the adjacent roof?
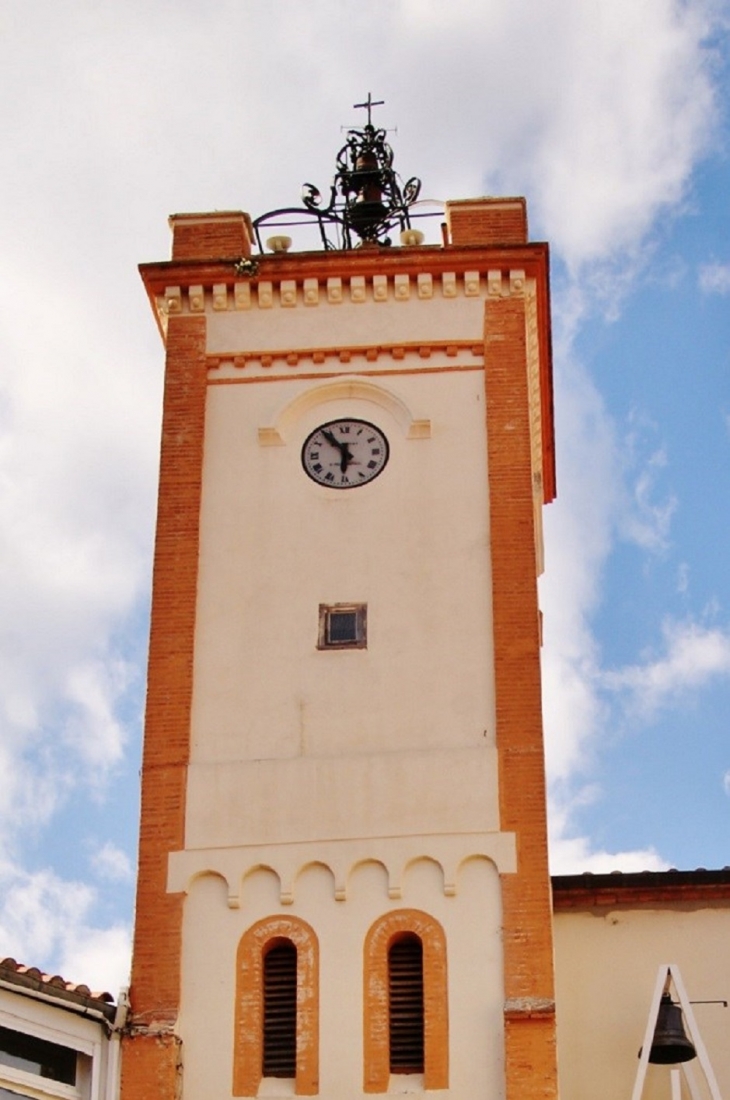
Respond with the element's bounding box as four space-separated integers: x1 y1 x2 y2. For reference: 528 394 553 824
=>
552 868 730 910
0 957 116 1022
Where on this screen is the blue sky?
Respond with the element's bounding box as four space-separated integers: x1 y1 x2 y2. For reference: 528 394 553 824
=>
546 155 730 870
0 1 729 992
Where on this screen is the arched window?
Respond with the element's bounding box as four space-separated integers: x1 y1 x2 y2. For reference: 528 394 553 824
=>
233 916 319 1096
263 940 297 1078
388 934 424 1073
364 910 448 1093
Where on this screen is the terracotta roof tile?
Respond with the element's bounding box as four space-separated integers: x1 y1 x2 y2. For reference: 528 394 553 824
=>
0 957 116 1019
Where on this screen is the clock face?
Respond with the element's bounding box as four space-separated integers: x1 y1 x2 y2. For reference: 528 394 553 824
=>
301 418 389 489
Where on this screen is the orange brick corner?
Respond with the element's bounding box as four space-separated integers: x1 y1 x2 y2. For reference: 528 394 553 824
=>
446 197 527 246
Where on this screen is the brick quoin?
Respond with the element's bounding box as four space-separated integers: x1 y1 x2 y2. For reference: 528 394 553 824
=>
121 1036 181 1100
120 314 208 1100
484 292 558 1100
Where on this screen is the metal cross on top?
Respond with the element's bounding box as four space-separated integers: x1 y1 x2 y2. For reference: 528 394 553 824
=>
353 93 384 127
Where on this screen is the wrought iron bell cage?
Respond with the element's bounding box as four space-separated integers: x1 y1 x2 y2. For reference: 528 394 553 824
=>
252 96 427 252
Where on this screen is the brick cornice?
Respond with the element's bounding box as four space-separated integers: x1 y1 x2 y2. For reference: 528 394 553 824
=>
139 241 550 292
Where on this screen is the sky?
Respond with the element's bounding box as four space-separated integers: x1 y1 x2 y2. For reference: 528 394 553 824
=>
0 0 729 995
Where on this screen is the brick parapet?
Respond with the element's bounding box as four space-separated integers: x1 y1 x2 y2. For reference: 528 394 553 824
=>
447 198 528 246
170 211 254 262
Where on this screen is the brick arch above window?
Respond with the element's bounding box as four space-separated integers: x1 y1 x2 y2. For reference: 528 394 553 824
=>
363 909 448 1093
233 915 319 1097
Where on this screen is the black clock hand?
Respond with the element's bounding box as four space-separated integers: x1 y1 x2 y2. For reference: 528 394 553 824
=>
322 428 348 468
321 428 354 472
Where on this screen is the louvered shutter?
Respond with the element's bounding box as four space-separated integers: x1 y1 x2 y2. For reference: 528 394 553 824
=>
263 941 297 1077
388 935 425 1073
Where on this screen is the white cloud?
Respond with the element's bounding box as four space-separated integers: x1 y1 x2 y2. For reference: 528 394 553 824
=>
723 771 730 796
59 923 131 998
63 660 131 773
538 336 683 786
538 347 614 784
550 834 669 875
0 860 129 993
602 618 730 718
620 446 677 553
394 0 717 275
547 796 669 874
698 261 730 294
89 842 134 884
544 605 730 862
0 0 725 980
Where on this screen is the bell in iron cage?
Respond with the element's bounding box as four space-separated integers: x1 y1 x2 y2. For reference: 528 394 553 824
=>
639 993 697 1065
347 150 389 239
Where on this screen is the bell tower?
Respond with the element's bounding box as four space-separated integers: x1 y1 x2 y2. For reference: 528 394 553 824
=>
122 108 558 1100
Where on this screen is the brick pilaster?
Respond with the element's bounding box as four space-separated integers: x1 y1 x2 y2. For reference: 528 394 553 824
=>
121 314 208 1100
484 294 558 1100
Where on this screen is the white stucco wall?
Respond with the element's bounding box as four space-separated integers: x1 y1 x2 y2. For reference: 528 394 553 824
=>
178 855 505 1100
188 302 499 850
554 903 730 1100
173 276 525 1100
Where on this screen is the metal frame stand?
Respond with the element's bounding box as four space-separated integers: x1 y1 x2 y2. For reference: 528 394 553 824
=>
632 964 722 1100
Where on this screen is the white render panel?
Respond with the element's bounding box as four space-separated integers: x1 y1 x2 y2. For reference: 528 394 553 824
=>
184 746 500 850
177 847 505 1100
206 291 487 353
176 275 514 1100
554 906 730 1100
189 369 495 775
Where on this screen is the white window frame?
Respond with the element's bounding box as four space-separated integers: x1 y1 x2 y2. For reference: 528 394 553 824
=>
0 1007 103 1100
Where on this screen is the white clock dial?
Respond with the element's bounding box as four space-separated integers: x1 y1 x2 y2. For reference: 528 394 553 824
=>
301 418 389 489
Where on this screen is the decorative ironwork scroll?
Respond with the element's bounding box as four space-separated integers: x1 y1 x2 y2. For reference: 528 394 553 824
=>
253 95 424 252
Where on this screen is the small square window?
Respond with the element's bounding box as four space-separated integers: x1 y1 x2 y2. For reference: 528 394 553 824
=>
318 604 367 649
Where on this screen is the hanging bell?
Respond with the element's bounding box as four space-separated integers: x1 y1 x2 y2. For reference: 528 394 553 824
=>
640 994 697 1064
346 151 388 239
